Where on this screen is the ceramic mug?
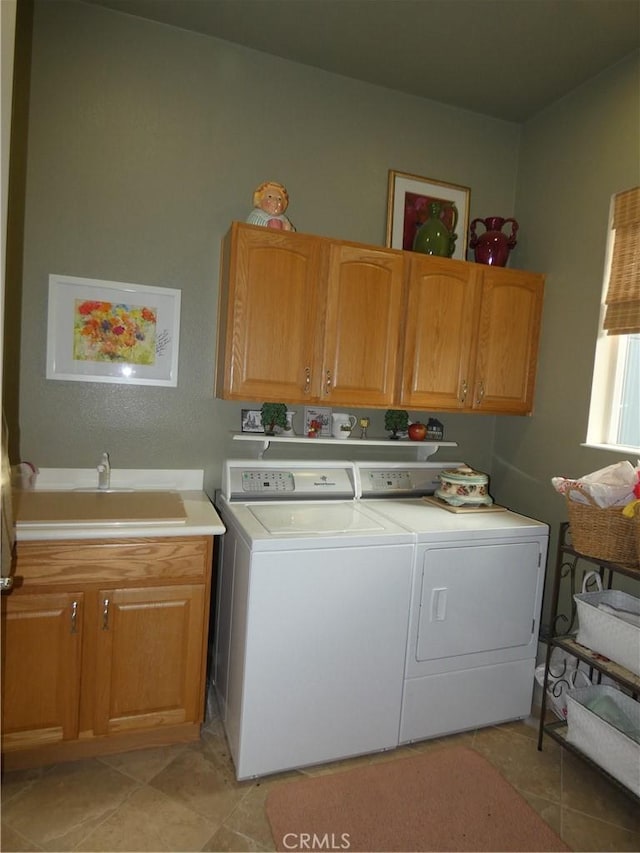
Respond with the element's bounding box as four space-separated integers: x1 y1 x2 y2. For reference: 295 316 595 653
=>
331 413 357 439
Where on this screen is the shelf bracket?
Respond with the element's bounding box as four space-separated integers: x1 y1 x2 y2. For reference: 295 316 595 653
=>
417 443 438 461
256 440 271 460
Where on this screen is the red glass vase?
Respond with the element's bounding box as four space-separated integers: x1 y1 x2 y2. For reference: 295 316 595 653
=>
469 217 518 266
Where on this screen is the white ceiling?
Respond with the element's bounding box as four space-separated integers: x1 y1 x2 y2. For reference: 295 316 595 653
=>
81 0 640 122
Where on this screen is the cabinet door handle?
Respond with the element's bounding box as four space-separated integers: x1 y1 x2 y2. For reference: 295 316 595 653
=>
476 380 485 405
324 370 332 394
102 597 110 630
70 600 79 634
303 366 311 394
459 379 468 403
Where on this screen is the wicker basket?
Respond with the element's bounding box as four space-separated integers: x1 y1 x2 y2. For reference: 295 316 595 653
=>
566 487 638 566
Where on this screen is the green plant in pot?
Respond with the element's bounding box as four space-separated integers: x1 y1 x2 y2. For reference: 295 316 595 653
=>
261 402 288 436
384 409 409 440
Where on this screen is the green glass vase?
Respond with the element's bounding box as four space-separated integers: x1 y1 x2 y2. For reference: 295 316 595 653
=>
413 201 458 258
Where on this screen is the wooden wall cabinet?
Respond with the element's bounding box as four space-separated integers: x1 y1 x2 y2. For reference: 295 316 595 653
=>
216 223 405 407
321 241 404 407
1 536 213 770
216 222 544 415
401 256 544 414
216 224 325 402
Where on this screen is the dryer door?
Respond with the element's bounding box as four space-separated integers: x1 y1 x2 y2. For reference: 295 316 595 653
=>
415 541 540 661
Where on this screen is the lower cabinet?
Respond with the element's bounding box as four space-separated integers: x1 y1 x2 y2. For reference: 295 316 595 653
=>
1 536 213 770
2 591 83 750
93 583 206 736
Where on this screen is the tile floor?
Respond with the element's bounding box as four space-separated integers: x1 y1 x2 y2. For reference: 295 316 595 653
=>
2 689 639 852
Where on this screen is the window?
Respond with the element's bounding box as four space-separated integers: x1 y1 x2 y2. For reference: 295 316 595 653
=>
586 187 640 453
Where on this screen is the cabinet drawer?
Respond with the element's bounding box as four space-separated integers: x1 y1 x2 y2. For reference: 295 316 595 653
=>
15 537 212 586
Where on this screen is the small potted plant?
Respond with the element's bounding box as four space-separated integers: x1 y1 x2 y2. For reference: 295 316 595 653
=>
384 409 409 440
260 402 288 436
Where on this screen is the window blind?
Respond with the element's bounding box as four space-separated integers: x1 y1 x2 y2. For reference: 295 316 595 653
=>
604 186 640 335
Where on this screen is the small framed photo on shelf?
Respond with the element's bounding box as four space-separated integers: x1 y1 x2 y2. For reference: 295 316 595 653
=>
241 409 264 433
304 406 332 437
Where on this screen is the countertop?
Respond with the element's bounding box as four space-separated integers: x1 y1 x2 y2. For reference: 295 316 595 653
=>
13 468 225 541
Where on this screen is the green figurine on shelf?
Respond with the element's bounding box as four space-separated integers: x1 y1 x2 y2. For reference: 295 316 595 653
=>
247 181 295 231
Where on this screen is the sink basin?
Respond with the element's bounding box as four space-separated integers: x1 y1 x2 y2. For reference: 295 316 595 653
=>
14 489 187 525
72 488 135 493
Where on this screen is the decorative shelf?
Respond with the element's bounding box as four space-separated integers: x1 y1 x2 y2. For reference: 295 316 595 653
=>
230 433 458 460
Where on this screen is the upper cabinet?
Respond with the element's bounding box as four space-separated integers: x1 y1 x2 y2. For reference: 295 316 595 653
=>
215 223 544 415
473 267 544 414
401 255 483 411
321 242 404 407
216 223 404 407
401 256 544 414
216 224 325 402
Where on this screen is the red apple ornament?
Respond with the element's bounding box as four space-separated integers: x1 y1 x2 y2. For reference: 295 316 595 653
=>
408 422 427 441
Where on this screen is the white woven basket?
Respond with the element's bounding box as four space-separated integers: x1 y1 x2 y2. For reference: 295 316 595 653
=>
566 685 640 796
574 572 640 676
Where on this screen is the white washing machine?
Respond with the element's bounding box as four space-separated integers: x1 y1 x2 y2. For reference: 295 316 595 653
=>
356 462 549 743
213 460 415 780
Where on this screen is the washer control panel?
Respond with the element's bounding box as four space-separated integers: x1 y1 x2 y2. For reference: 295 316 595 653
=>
241 471 294 494
223 461 356 501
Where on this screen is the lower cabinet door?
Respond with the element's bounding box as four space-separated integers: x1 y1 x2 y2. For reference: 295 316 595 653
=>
93 583 205 735
1 591 83 751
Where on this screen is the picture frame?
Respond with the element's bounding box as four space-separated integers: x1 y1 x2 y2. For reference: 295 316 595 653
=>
241 409 264 433
385 170 471 260
304 406 332 437
46 274 181 386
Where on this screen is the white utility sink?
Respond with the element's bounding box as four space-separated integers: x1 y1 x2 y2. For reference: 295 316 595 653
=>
72 487 135 493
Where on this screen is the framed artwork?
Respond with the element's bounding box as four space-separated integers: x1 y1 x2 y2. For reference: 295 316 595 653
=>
304 406 332 437
46 274 181 386
385 170 471 260
241 409 264 433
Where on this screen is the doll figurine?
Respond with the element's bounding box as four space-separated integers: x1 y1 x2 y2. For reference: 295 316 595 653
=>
247 181 295 231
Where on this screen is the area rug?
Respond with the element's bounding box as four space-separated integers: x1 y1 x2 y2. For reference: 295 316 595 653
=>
265 745 569 852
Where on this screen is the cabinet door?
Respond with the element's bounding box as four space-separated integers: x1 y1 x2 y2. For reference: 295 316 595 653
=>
93 584 206 735
322 242 405 407
1 591 83 751
400 255 482 409
216 224 325 402
472 268 544 414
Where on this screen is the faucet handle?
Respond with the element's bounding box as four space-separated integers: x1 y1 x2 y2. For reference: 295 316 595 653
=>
97 452 111 489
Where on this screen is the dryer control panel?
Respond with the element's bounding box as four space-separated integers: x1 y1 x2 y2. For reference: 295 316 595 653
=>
357 462 464 498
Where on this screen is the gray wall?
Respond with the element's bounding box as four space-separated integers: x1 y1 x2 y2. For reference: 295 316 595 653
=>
11 0 640 587
16 0 518 492
494 52 640 604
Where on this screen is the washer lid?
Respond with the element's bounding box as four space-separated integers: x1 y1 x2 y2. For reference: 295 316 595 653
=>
249 502 387 534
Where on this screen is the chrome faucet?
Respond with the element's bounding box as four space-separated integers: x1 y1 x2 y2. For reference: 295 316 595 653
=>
97 452 111 490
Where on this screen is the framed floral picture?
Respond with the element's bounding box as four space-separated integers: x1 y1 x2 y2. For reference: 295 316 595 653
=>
46 274 181 386
304 406 332 437
385 170 471 260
